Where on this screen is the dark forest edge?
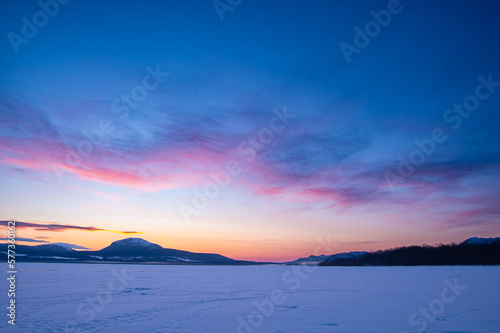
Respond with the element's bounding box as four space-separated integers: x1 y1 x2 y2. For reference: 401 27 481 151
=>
318 237 500 266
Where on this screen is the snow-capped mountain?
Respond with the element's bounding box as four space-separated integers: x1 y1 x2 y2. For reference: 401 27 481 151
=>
94 237 238 263
461 237 500 245
99 238 164 254
49 242 90 250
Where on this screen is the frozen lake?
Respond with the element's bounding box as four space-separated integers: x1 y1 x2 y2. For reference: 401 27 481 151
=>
1 263 499 332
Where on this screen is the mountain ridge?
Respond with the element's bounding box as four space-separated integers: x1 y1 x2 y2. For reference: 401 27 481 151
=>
0 237 257 265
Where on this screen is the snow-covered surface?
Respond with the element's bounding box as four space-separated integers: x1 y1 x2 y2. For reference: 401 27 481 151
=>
168 256 192 262
49 243 90 250
0 264 498 332
120 238 152 246
89 255 103 260
29 256 78 260
109 238 162 249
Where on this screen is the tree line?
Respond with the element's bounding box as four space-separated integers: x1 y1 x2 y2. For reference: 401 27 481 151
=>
318 242 500 266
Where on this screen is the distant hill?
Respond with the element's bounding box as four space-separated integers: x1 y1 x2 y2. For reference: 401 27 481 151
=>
0 237 257 265
319 237 500 266
288 251 368 265
461 237 500 245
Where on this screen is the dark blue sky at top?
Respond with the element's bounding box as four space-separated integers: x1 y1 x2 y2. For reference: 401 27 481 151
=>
3 0 500 126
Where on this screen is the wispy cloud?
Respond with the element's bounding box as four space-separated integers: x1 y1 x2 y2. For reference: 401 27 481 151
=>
0 237 48 243
0 220 142 234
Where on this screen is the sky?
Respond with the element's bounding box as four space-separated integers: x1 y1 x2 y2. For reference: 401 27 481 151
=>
1 0 499 262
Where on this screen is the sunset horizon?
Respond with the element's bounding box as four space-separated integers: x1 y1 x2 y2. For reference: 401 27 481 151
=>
1 219 498 262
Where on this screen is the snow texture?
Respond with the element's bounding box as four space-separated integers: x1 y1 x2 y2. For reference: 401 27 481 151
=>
0 264 498 332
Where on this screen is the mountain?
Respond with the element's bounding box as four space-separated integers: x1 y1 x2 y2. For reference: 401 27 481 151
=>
98 238 164 254
9 244 75 257
327 251 368 261
0 237 256 265
90 238 240 263
461 237 500 245
319 237 500 266
288 251 368 265
288 254 331 265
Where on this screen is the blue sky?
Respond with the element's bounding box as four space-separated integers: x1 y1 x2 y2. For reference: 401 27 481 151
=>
1 0 499 261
